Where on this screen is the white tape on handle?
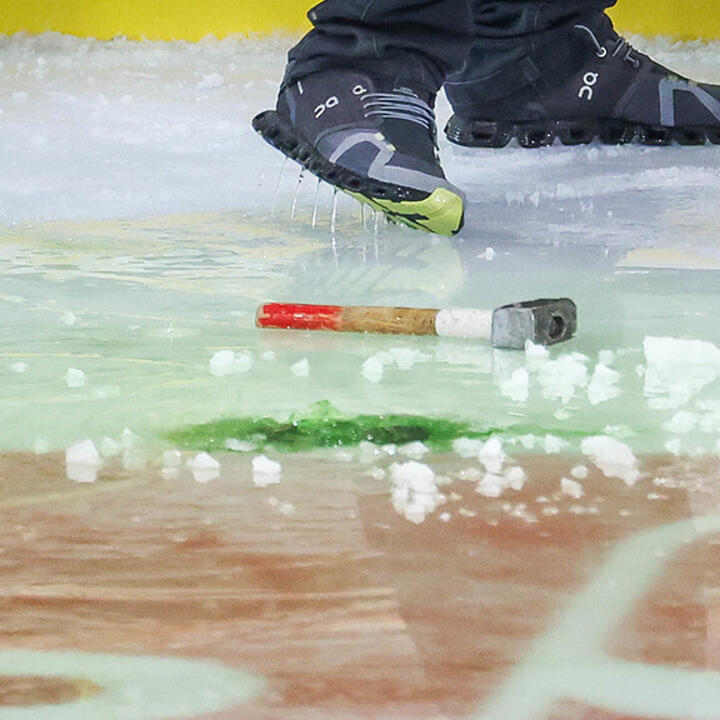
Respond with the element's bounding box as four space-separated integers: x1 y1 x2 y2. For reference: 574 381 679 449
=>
434 308 493 340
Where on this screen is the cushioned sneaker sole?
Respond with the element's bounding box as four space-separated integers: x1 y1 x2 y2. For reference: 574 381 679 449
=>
445 115 720 149
253 110 464 236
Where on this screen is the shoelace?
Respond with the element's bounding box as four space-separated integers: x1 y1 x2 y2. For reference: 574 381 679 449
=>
361 92 437 132
574 24 641 68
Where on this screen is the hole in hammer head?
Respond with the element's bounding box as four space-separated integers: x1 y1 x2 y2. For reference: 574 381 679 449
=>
548 315 566 341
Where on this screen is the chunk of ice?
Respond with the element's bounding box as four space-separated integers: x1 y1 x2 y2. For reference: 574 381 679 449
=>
252 454 282 487
500 368 529 403
209 349 253 377
581 436 640 486
561 477 585 499
100 437 121 458
11 362 27 374
478 437 505 474
537 354 588 404
64 367 86 388
225 438 256 452
644 336 720 408
571 465 589 480
504 466 527 491
65 439 101 483
453 437 485 458
398 441 429 459
544 434 569 454
361 356 384 383
390 461 441 524
291 358 310 377
662 410 698 435
186 452 220 483
476 473 506 498
60 311 76 326
587 363 622 405
390 347 425 370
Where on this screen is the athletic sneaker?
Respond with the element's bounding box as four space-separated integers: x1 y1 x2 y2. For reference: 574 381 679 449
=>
445 17 720 149
253 70 465 236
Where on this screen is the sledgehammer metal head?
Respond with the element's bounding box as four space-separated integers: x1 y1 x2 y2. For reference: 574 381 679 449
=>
491 298 577 350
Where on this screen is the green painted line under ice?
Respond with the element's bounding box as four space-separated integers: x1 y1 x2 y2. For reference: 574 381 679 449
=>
166 400 592 454
0 650 264 719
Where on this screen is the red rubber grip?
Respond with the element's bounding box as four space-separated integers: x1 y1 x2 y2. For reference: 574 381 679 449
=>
256 303 343 331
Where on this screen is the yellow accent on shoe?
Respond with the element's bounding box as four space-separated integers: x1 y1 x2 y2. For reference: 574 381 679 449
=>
346 187 465 237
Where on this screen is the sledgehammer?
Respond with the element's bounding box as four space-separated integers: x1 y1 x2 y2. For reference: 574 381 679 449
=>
256 299 577 349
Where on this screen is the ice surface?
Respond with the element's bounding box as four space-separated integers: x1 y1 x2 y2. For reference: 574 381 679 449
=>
1 32 720 460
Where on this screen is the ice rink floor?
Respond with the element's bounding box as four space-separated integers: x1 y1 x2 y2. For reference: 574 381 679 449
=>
1 30 720 719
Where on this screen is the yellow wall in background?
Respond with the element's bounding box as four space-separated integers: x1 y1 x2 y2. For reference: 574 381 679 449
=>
2 0 720 42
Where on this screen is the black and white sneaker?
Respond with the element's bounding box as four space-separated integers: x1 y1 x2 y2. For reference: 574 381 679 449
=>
445 17 720 148
253 70 465 236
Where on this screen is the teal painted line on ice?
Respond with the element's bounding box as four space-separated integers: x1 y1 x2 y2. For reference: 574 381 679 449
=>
475 514 720 720
0 650 264 719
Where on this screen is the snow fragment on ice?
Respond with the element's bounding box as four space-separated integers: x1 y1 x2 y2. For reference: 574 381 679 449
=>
537 354 588 404
161 450 182 480
357 441 381 463
225 438 256 452
504 466 527 491
544 434 569 454
361 356 384 384
60 311 76 326
252 455 282 487
261 350 277 362
278 503 295 517
186 452 220 484
581 436 640 486
479 247 496 261
665 438 682 456
476 474 506 498
453 437 485 458
65 439 101 483
11 362 27 374
458 467 483 482
209 349 253 377
291 358 310 377
662 410 698 435
587 363 621 405
643 336 720 408
478 437 505 474
525 340 549 370
397 441 429 460
500 368 529 403
571 465 589 480
390 461 442 524
518 434 538 450
198 72 225 89
99 436 121 458
64 367 86 388
561 477 585 499
390 347 425 370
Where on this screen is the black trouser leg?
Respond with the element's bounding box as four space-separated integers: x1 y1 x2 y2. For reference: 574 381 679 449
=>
445 0 618 115
283 0 474 93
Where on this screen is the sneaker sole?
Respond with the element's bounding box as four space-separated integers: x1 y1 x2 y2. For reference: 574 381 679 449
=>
445 116 720 149
253 110 465 236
